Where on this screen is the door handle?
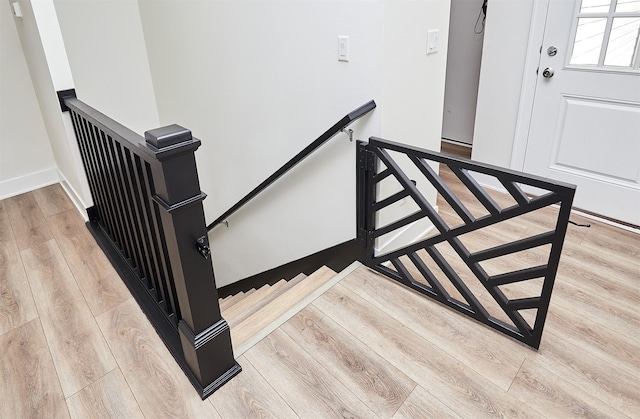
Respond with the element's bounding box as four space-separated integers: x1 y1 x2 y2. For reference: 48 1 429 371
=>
542 67 555 78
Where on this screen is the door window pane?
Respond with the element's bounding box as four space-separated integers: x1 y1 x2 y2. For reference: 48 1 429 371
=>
580 0 612 13
616 0 640 13
570 18 608 65
604 17 640 66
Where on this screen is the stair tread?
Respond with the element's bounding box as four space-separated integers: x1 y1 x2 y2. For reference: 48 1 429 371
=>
237 274 307 322
223 279 288 327
219 287 255 312
231 266 336 352
219 291 244 312
225 275 309 327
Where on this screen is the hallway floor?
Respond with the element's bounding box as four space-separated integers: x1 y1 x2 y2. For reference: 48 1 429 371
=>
1 183 639 418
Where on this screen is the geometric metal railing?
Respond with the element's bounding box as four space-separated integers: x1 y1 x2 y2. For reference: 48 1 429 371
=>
61 91 240 398
357 137 576 349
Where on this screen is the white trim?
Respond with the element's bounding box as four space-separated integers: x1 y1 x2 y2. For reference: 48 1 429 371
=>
511 0 551 172
30 0 74 91
0 168 59 200
477 177 640 234
57 169 90 222
61 113 93 204
441 138 473 149
569 208 640 234
564 64 640 74
375 216 436 256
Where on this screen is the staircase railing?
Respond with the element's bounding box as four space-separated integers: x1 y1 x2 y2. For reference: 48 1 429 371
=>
59 90 240 399
357 137 576 349
59 83 574 402
206 100 376 231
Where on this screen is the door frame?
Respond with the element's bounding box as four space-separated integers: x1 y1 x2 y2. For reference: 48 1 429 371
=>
508 0 640 231
510 0 552 172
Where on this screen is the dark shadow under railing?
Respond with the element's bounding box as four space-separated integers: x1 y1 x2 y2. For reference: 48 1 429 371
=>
206 100 376 232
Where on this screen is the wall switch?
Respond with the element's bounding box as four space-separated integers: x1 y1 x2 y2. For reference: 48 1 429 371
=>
12 2 22 17
427 29 439 55
338 36 349 62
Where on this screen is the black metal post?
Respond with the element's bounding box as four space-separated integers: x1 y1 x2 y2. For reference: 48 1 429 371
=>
356 140 375 263
142 125 241 399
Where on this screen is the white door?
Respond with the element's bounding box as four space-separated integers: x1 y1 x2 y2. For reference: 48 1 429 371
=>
523 0 640 225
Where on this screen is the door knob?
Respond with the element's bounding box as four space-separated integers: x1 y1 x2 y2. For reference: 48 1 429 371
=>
542 67 554 78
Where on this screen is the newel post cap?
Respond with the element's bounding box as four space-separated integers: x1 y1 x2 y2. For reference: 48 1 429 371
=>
145 124 192 149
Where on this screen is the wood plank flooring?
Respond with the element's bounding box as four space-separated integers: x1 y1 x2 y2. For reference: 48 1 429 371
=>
1 181 638 418
21 240 117 398
0 319 70 418
0 213 37 336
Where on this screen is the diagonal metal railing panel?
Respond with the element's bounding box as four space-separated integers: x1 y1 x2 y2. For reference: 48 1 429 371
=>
357 137 576 349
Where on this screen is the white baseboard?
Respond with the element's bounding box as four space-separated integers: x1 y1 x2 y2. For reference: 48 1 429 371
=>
441 138 473 148
58 170 90 222
0 168 90 222
375 216 436 257
476 174 640 234
474 173 508 194
0 168 59 200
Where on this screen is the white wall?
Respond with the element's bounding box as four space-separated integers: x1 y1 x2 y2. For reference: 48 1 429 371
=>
138 0 382 287
0 0 57 198
6 0 450 287
139 0 450 287
6 0 159 206
10 0 90 208
472 0 534 168
381 1 450 145
376 0 450 253
442 0 485 145
53 0 160 135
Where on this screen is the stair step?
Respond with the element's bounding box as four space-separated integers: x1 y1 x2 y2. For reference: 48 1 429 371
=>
219 291 244 312
223 279 288 327
219 287 255 312
231 266 337 355
227 274 307 326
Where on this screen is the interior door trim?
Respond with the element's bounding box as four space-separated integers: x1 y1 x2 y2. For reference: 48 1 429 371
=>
510 0 552 173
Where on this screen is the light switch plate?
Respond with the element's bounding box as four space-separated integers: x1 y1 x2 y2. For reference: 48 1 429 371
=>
12 2 23 17
338 36 349 62
427 29 439 55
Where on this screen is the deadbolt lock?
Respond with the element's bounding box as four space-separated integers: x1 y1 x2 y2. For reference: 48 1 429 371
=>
547 46 558 56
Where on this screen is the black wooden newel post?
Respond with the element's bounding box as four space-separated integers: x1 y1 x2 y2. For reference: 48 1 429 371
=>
143 124 241 398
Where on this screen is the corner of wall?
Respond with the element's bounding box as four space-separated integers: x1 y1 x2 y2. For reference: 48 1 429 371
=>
54 0 160 133
57 169 90 221
471 0 535 169
9 0 92 204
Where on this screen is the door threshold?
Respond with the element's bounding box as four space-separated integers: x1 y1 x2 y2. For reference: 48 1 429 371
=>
570 207 640 234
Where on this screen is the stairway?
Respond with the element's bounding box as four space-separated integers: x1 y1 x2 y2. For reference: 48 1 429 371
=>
220 265 344 356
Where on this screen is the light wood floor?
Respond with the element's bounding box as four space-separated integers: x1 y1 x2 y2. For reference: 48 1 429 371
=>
440 140 472 159
1 182 639 418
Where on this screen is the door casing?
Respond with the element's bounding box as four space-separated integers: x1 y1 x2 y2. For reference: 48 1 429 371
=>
511 0 553 173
